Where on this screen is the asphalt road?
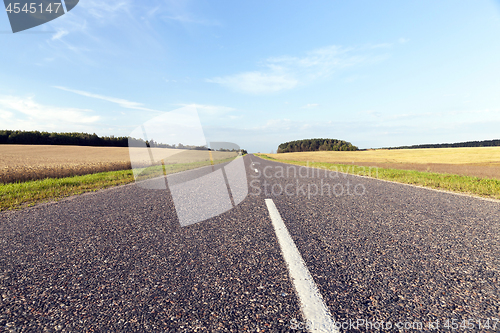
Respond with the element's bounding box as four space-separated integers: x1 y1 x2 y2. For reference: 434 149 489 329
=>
1 155 499 332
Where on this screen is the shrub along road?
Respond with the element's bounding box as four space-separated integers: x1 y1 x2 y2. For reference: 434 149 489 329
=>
0 155 499 332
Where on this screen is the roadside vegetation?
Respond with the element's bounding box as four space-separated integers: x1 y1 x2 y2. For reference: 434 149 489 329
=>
385 138 500 149
0 170 135 211
0 154 241 211
1 162 132 184
134 156 238 182
262 147 500 180
257 154 500 201
1 145 242 184
0 129 132 147
1 130 250 152
1 145 133 184
277 138 358 153
266 147 500 165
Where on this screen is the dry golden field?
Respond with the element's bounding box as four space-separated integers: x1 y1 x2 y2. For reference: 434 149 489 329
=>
0 145 132 167
0 145 132 183
266 147 500 179
0 145 238 184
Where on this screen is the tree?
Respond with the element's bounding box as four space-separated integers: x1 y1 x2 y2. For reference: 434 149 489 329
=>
277 138 359 153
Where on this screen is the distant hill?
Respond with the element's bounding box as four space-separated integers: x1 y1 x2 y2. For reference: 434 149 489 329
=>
384 139 500 150
277 138 358 153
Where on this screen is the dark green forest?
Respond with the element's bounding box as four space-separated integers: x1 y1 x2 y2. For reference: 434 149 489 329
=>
0 130 141 147
386 139 500 149
277 138 358 153
0 130 247 153
0 130 206 148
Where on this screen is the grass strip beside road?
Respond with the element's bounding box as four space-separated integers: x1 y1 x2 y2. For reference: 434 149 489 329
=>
0 170 135 211
257 154 500 201
0 157 239 211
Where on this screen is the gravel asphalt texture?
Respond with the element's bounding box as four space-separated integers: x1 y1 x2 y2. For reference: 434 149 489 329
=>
1 155 499 332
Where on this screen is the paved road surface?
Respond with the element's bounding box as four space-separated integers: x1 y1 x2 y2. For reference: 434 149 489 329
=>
1 155 499 332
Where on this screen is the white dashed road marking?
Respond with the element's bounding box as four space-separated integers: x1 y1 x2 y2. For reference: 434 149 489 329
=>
265 199 338 333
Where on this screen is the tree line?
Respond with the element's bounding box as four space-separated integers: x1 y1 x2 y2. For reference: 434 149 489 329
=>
0 130 248 153
277 138 358 153
0 130 134 147
384 139 500 150
0 130 203 148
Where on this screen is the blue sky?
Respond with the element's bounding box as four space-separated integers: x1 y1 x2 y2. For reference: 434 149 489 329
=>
1 0 500 152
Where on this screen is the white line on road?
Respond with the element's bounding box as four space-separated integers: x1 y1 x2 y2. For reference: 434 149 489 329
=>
265 199 338 333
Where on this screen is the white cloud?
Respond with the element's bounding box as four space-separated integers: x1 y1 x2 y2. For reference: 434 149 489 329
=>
0 95 100 130
145 6 161 18
358 110 382 118
163 15 221 26
155 0 221 26
176 103 236 116
399 37 410 44
54 86 162 113
42 0 165 64
42 18 93 64
0 109 13 120
53 88 238 124
302 103 319 108
208 72 298 94
79 0 132 19
207 44 389 94
387 108 500 122
52 29 69 41
41 0 220 68
204 107 500 153
369 43 393 49
257 118 295 131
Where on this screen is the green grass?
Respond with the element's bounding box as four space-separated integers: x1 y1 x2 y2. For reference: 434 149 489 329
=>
0 156 240 211
0 169 135 211
257 154 500 200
